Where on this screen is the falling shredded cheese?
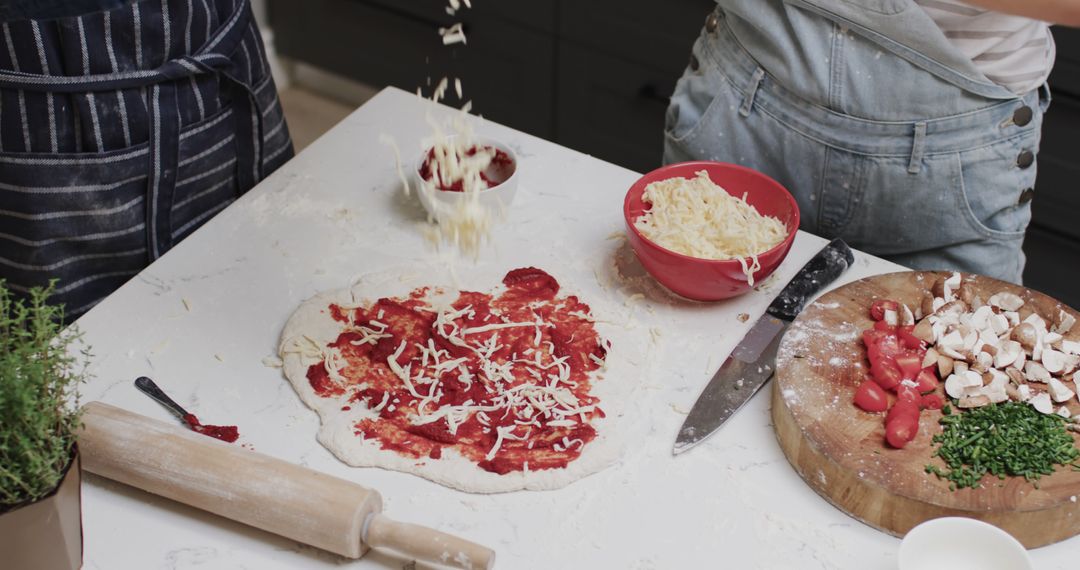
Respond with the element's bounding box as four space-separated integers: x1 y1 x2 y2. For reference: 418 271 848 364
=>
633 170 787 286
439 23 467 45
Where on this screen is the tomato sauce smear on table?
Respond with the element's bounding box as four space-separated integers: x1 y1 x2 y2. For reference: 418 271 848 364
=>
305 267 609 474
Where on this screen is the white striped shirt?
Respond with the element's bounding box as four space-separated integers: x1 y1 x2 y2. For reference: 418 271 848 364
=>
915 0 1055 94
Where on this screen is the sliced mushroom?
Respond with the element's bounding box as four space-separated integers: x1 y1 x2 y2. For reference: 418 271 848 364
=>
1011 323 1038 351
1023 312 1049 334
1005 311 1021 327
1029 392 1054 414
884 309 899 327
1005 366 1026 385
988 292 1024 312
957 282 978 307
1063 354 1079 376
1061 339 1080 356
899 303 915 327
958 394 992 409
960 369 984 388
989 313 1011 335
1017 383 1034 402
931 277 948 301
935 300 969 319
1052 309 1076 334
1025 361 1052 383
1012 350 1027 371
954 361 970 376
973 351 993 373
1048 377 1076 403
1056 406 1072 419
1043 348 1068 375
919 293 934 320
909 320 933 344
938 355 955 378
969 305 994 331
994 340 1023 370
1044 332 1064 348
1006 383 1021 401
944 272 962 292
945 374 967 399
922 347 940 369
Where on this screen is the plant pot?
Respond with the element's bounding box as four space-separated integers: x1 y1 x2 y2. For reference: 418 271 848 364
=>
0 449 83 570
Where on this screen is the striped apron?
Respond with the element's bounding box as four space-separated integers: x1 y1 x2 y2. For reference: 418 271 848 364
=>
0 0 293 319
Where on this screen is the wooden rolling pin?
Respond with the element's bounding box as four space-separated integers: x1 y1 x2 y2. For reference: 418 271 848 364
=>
77 401 495 569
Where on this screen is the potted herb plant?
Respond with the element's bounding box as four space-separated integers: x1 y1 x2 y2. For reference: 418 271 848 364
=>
0 281 89 569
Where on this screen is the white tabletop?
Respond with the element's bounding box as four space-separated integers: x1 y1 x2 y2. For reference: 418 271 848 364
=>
75 87 1075 569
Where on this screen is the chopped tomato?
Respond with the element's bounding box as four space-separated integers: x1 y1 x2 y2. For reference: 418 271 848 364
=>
914 368 939 393
894 354 923 378
885 414 919 448
870 299 899 321
862 329 888 348
874 320 897 333
866 334 903 363
898 326 925 350
870 360 902 390
894 384 921 406
921 393 944 410
854 381 890 413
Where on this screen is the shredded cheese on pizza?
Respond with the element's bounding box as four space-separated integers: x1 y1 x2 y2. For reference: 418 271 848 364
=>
633 170 787 286
295 269 609 474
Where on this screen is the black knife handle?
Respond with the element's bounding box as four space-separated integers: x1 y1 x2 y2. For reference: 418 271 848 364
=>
766 239 854 322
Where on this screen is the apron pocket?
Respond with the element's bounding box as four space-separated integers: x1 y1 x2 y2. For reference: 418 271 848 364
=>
0 143 151 314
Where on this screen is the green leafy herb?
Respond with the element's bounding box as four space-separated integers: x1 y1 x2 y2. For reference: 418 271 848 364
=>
0 281 89 509
925 401 1080 490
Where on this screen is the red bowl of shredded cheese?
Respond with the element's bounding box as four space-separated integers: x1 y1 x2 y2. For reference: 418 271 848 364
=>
623 161 799 301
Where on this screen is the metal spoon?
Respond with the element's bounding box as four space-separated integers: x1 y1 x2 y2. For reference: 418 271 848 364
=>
134 376 191 421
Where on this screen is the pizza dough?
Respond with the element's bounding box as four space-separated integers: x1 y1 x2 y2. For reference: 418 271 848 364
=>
278 267 645 493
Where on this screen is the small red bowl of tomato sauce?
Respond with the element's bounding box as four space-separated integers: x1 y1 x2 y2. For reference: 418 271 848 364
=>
412 135 518 218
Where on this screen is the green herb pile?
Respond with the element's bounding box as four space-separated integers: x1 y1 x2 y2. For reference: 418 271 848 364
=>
925 402 1080 490
0 282 88 510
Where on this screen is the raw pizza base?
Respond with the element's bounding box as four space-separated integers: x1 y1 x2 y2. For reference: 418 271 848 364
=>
278 267 646 493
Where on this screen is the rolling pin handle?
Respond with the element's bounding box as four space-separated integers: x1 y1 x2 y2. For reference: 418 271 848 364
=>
363 513 496 570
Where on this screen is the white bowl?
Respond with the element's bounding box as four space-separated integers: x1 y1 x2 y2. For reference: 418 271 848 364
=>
411 135 519 220
898 517 1031 570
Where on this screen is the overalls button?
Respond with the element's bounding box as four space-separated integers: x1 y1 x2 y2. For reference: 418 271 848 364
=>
689 54 700 71
1013 106 1033 127
705 12 719 32
1017 150 1034 169
1018 187 1035 204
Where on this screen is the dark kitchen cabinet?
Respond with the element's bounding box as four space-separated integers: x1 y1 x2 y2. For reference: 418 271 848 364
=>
269 0 712 166
1024 27 1080 308
270 2 1079 309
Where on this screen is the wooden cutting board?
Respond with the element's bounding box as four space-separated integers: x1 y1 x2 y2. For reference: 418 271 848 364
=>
771 271 1080 548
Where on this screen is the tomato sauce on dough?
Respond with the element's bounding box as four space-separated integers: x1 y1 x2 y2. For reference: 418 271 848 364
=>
306 268 608 474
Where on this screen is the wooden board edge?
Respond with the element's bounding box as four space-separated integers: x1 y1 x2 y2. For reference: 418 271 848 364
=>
770 379 1080 549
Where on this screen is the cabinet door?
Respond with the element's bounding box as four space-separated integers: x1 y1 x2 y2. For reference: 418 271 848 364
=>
359 0 557 34
556 44 679 172
270 0 554 138
559 0 713 71
1023 90 1080 308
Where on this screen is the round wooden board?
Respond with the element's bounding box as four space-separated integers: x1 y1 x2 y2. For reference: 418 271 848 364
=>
771 271 1080 548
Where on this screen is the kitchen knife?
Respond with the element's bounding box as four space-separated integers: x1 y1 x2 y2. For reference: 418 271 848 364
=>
673 239 855 455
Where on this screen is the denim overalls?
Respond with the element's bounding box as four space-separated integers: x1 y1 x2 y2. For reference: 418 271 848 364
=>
663 0 1049 284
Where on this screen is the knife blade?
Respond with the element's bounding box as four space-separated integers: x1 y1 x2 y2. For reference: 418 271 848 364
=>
673 239 855 455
